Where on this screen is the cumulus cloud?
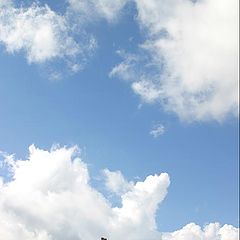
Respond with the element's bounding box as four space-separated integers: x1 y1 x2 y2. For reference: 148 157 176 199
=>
0 145 238 240
150 124 165 138
103 169 134 195
111 0 239 122
0 145 169 240
0 1 96 73
162 223 239 240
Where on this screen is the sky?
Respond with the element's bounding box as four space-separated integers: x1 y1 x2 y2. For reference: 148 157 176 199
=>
0 0 239 240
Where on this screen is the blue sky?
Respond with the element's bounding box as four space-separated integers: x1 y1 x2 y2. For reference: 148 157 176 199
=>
0 0 238 239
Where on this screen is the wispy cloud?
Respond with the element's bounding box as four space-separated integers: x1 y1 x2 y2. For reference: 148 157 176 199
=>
150 123 165 138
0 145 238 240
67 0 129 22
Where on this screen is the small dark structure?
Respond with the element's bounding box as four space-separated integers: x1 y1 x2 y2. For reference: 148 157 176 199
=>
101 238 107 240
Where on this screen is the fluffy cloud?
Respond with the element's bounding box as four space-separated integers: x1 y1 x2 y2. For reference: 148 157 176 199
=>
0 145 169 240
0 0 129 68
162 223 239 240
0 1 96 73
111 0 239 122
103 169 134 195
0 0 128 75
0 0 130 66
0 145 238 240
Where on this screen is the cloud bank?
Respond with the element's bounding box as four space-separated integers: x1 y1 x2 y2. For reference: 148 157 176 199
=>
0 145 238 240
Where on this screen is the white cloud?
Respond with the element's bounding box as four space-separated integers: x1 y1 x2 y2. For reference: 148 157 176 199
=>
67 0 129 22
150 124 165 138
0 0 128 75
162 223 239 240
0 3 75 62
103 169 134 195
0 145 238 240
0 1 96 73
0 145 169 240
111 0 239 122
